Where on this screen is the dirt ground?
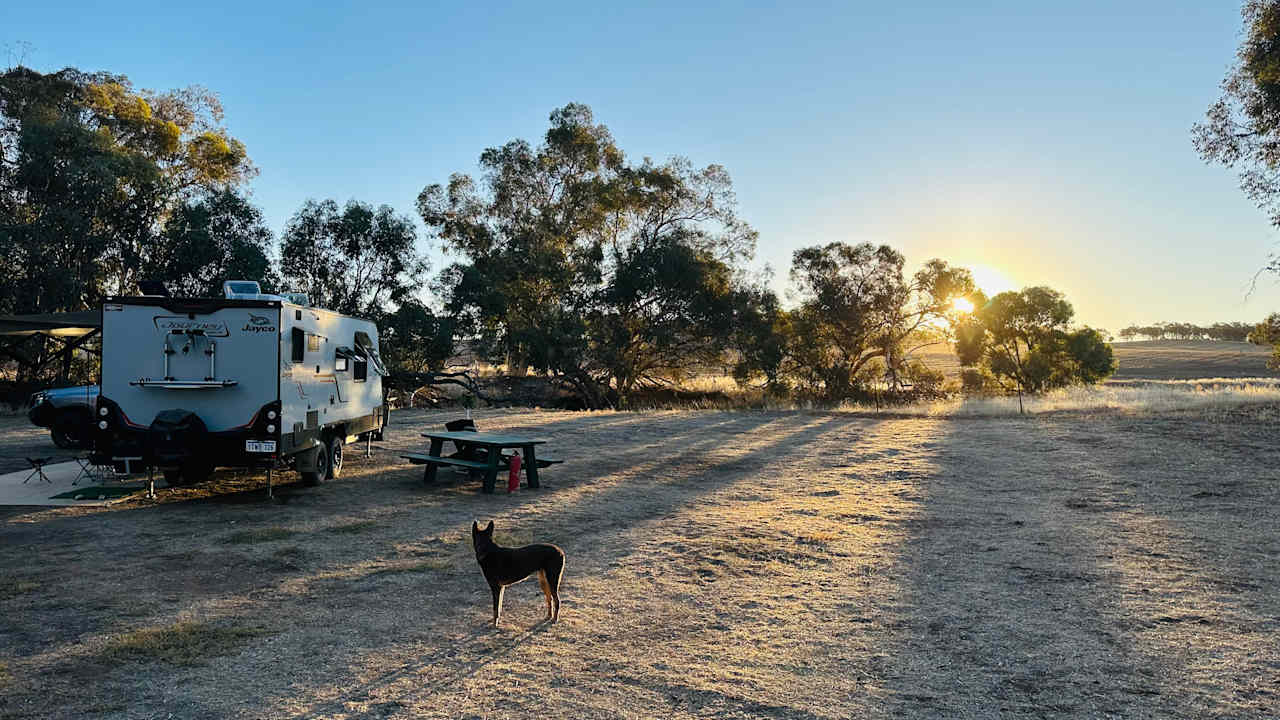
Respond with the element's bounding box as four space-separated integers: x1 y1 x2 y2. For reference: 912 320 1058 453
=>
0 406 1277 719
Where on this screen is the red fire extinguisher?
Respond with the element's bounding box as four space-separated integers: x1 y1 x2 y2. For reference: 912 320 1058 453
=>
507 452 522 493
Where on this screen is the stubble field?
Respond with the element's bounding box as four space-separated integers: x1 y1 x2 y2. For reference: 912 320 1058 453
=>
913 339 1275 381
1 403 1277 719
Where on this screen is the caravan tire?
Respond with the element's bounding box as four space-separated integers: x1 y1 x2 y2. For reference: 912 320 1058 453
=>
328 436 343 480
301 444 328 486
162 468 185 487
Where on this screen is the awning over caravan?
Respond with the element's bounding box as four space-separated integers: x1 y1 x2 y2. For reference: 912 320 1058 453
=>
0 310 103 380
353 331 387 375
0 310 101 337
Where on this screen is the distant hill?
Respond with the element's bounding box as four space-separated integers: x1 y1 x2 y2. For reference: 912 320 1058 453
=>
914 340 1277 382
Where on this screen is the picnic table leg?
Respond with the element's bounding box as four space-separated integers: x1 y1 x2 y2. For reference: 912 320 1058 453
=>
423 438 444 485
523 445 541 489
481 448 500 494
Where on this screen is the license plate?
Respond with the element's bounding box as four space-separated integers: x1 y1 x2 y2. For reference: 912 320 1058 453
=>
246 440 277 453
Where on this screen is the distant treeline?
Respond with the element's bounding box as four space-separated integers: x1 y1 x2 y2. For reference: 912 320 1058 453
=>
1117 322 1254 342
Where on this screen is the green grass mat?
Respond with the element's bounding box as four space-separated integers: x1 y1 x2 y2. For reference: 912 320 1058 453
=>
48 485 140 500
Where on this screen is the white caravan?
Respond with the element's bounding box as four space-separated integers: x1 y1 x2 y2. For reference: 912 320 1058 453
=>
91 282 388 486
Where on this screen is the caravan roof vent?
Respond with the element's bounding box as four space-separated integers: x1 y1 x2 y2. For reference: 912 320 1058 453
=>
224 281 263 299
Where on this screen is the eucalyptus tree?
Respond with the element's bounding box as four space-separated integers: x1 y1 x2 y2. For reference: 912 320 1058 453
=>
279 199 428 320
0 66 254 308
146 190 278 297
419 103 618 380
1248 312 1280 368
784 242 975 402
420 104 765 407
1196 1 1280 277
955 286 1116 411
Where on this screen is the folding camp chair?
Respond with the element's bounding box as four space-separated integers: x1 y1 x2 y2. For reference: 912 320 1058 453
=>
443 417 509 476
72 454 112 485
444 418 480 460
23 457 54 484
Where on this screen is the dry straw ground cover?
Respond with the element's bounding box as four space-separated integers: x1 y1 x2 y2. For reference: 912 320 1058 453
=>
0 405 1277 719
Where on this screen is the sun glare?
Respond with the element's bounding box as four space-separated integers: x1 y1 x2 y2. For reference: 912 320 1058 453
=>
968 265 1016 296
952 297 975 313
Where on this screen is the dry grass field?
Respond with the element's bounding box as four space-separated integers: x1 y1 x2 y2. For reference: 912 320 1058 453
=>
911 339 1276 382
1109 341 1275 380
1 405 1278 719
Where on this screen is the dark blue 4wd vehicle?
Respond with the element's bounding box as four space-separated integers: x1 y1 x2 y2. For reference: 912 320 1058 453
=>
28 385 99 449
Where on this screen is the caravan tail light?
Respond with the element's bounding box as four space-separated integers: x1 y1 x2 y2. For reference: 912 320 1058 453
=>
250 401 282 436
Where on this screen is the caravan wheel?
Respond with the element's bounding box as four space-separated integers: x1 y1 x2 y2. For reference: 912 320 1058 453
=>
328 436 343 480
181 461 213 485
300 443 328 486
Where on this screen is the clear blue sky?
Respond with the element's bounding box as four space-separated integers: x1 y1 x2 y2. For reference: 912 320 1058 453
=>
9 0 1280 331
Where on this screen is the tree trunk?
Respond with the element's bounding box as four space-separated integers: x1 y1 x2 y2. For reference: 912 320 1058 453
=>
505 348 529 377
615 374 631 409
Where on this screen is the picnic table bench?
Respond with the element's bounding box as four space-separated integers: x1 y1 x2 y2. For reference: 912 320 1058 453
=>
401 431 561 493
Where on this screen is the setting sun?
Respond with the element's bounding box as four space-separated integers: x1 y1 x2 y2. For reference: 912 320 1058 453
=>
952 297 975 313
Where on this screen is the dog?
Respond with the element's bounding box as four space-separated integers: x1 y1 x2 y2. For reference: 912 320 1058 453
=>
471 520 565 627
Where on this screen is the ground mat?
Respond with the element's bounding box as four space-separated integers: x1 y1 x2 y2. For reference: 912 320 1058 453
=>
48 485 140 500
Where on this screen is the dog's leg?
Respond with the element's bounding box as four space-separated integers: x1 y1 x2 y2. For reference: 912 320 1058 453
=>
490 584 504 627
546 559 564 622
538 570 553 621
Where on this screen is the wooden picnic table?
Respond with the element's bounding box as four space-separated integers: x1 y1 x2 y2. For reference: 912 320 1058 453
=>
402 431 558 494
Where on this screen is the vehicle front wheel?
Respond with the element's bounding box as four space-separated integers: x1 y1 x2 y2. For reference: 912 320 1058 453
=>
50 426 77 449
50 410 89 449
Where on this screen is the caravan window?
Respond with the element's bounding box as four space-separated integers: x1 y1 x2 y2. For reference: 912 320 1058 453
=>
335 347 356 372
291 328 305 363
354 356 368 382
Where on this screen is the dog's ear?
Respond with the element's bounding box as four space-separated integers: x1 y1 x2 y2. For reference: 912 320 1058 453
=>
472 520 480 533
484 520 494 533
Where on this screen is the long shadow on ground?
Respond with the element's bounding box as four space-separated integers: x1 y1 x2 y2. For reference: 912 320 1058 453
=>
2 410 869 718
880 413 1280 718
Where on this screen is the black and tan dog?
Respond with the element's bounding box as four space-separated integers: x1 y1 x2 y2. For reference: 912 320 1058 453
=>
471 520 565 626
